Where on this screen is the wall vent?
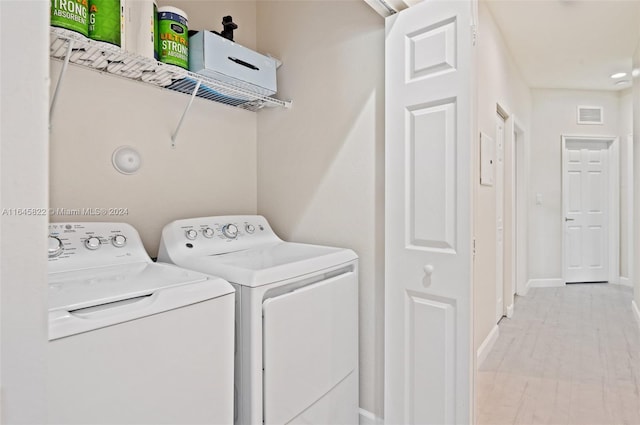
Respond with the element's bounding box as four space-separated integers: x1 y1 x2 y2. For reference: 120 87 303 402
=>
577 106 603 125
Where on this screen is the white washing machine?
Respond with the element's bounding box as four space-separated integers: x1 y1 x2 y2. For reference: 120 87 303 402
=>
47 222 235 425
157 215 359 425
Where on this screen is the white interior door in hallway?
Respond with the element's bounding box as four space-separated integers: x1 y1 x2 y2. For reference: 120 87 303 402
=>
384 0 476 423
562 137 618 283
496 111 505 322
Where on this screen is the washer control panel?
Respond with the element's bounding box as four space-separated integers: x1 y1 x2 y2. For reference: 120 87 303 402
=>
158 215 280 260
48 222 150 273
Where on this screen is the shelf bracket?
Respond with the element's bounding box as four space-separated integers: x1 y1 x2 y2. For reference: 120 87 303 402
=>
171 79 202 148
49 39 74 128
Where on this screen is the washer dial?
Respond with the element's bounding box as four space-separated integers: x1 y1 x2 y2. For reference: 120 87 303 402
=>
222 224 238 239
185 229 198 240
84 236 101 250
48 236 64 258
245 224 255 234
112 234 127 248
203 227 215 238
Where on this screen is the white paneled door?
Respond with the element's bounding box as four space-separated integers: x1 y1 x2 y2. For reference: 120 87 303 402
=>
385 0 476 423
563 139 609 283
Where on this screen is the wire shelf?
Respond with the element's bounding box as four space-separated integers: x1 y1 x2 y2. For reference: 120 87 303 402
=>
49 27 291 112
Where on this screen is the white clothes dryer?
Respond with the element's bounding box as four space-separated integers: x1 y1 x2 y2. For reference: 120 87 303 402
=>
47 222 235 425
157 215 359 425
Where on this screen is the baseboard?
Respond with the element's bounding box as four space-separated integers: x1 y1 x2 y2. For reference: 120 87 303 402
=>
632 300 640 330
527 278 565 288
617 276 633 287
359 408 383 425
506 303 514 318
476 324 499 368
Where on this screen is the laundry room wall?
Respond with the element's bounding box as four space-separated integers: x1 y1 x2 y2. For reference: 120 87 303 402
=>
475 2 532 355
49 2 259 257
619 88 633 282
255 0 385 418
529 89 621 282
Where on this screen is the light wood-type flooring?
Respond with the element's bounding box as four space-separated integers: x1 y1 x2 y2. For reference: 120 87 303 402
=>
477 284 640 425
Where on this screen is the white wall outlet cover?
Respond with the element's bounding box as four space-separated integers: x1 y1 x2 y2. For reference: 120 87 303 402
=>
112 146 142 175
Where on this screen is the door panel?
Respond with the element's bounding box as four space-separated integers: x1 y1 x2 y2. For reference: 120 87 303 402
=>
407 18 457 80
385 1 475 423
408 100 457 251
567 172 581 212
406 294 455 424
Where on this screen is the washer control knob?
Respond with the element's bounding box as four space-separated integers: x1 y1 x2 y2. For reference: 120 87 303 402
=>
245 224 255 234
222 224 238 239
84 236 101 250
203 227 215 238
112 234 127 248
185 229 198 240
48 236 64 258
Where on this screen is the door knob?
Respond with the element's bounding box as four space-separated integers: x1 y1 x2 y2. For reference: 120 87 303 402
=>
423 265 434 276
565 217 574 222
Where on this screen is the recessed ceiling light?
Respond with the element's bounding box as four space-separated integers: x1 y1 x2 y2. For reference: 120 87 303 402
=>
611 72 627 79
615 80 630 86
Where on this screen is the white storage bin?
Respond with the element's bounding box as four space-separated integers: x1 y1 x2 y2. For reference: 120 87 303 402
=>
189 31 277 96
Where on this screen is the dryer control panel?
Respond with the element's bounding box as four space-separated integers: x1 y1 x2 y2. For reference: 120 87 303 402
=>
158 215 281 262
48 222 150 273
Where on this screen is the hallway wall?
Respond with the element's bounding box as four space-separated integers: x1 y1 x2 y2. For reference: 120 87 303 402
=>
529 89 621 282
475 2 532 352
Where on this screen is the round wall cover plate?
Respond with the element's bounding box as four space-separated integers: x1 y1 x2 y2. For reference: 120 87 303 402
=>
112 146 141 175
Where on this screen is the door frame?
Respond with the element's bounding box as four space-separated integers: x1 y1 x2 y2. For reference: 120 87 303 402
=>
498 107 527 318
625 134 634 284
561 134 620 284
510 117 527 299
496 107 507 322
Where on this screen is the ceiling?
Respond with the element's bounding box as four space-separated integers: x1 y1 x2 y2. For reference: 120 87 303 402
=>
485 0 640 91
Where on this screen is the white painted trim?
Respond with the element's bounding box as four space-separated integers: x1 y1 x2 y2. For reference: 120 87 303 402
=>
506 303 514 318
527 278 565 288
510 116 528 302
476 325 499 368
511 117 528 298
496 108 507 322
610 137 621 285
359 408 383 425
561 135 619 284
626 134 634 287
618 277 633 288
632 300 640 330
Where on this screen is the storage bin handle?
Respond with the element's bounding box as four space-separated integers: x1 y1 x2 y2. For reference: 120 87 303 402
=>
228 56 259 71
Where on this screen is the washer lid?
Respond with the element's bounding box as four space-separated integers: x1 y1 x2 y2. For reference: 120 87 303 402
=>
181 242 358 287
49 261 231 312
48 262 234 340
